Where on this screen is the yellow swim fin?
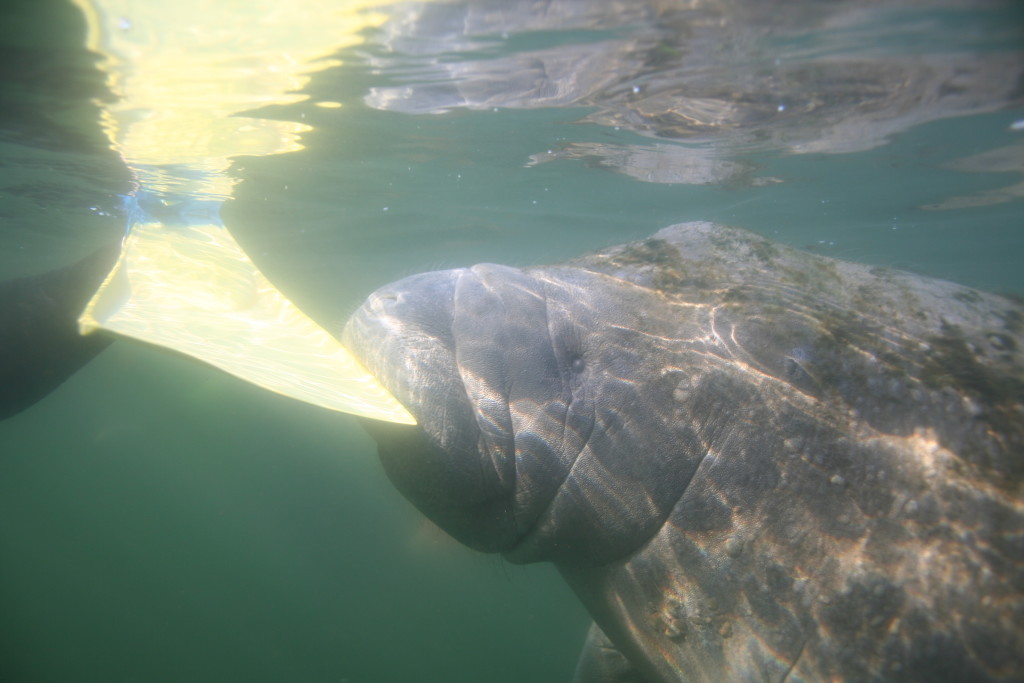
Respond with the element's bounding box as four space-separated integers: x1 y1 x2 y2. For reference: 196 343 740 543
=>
79 199 415 425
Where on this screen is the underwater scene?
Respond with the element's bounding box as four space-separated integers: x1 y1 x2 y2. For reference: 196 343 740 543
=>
1 0 1022 681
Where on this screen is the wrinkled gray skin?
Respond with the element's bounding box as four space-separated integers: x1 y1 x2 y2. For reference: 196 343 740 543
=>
343 222 1024 682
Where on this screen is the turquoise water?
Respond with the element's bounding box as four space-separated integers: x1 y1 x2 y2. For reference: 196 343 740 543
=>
1 0 1022 681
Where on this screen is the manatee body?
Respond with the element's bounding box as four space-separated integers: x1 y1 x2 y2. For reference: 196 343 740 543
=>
0 245 119 421
343 222 1024 682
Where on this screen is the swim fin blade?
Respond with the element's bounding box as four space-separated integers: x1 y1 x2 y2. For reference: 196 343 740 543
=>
79 217 416 425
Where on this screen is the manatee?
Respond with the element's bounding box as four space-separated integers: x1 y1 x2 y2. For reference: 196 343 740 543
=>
343 221 1024 682
0 245 119 421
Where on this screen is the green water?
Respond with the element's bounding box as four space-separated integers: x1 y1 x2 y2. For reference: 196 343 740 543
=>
1 0 1022 681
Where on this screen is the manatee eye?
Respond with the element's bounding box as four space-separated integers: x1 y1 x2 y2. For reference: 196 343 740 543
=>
570 356 585 374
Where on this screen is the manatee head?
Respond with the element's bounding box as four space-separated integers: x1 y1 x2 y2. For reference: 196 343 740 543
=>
343 263 703 566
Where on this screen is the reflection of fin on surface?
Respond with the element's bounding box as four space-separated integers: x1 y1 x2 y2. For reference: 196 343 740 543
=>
0 244 119 421
78 215 416 425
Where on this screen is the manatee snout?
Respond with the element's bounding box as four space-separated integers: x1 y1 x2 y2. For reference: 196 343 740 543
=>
343 267 522 554
344 269 460 420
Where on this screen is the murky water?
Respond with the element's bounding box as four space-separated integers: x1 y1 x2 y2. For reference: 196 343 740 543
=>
1 0 1022 681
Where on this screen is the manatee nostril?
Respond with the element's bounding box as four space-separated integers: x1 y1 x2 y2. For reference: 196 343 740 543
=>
375 292 400 309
